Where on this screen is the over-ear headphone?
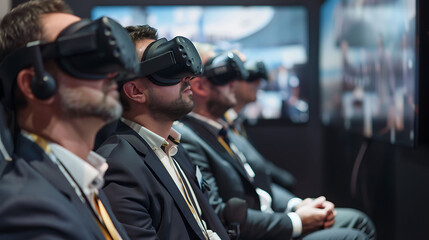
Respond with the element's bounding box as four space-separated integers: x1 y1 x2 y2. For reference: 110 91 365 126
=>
0 17 139 109
27 41 56 100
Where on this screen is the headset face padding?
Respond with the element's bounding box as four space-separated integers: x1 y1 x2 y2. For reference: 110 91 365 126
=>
138 36 203 86
0 17 138 108
204 52 249 86
245 60 268 82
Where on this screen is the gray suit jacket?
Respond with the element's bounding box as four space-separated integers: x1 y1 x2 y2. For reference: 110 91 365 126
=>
227 128 296 212
175 116 294 240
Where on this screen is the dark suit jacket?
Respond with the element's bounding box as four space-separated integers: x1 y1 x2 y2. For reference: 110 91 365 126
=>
224 113 296 192
175 116 294 240
0 134 130 240
96 121 229 240
227 128 296 212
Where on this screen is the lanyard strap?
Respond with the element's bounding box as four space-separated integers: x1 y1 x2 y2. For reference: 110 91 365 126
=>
217 136 234 158
93 195 122 240
27 133 120 240
217 135 254 181
172 159 209 240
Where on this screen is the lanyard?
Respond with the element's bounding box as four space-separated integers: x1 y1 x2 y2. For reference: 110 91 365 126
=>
27 133 120 240
172 158 209 240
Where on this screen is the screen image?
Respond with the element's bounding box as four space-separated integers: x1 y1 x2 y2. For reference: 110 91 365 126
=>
319 0 417 146
92 5 309 123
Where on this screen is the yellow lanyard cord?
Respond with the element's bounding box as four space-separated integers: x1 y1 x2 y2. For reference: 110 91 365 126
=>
217 136 234 158
93 195 121 240
27 133 51 154
27 132 121 240
172 160 209 240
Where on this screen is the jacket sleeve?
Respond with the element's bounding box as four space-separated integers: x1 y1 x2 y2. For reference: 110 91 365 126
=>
177 125 294 240
97 138 160 240
0 195 93 240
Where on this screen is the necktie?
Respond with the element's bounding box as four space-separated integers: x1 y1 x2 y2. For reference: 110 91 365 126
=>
217 128 234 157
93 194 122 240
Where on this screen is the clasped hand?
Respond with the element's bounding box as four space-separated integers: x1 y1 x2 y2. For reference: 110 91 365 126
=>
294 196 337 235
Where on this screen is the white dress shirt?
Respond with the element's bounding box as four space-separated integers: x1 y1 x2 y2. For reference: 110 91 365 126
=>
22 131 109 220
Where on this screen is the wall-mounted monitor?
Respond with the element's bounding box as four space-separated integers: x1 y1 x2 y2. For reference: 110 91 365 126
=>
319 0 417 146
92 5 310 124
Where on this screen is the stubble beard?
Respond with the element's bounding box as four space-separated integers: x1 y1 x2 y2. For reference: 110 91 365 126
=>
59 83 123 123
147 82 195 121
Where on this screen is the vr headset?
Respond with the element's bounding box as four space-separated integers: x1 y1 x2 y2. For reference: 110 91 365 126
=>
203 52 249 86
0 16 139 109
245 60 268 82
135 36 203 86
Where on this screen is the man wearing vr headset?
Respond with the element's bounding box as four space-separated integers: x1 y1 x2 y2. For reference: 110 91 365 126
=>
174 47 373 240
96 25 229 240
225 59 377 239
0 0 137 239
223 60 298 205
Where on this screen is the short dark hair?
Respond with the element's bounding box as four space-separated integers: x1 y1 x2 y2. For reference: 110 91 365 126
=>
125 25 158 44
0 0 72 111
120 25 158 112
0 0 72 61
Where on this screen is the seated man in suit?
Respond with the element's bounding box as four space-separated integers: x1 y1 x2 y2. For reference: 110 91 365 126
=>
0 0 138 239
224 60 297 204
174 48 374 239
96 25 230 240
225 60 297 192
224 59 377 235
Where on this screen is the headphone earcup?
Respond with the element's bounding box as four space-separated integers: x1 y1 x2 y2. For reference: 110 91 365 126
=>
30 73 56 100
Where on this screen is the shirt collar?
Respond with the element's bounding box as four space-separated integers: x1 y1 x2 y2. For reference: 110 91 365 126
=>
22 130 108 194
50 144 108 193
224 108 238 126
187 112 229 137
121 118 181 156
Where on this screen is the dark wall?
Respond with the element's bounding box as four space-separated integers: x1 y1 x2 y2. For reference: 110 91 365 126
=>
250 1 429 239
246 0 325 198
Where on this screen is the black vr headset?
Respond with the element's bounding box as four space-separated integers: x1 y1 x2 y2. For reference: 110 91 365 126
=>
203 52 249 86
0 16 139 109
245 60 268 82
123 36 203 86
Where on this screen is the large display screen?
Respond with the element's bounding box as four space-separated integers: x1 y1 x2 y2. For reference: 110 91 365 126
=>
319 0 417 146
92 6 310 124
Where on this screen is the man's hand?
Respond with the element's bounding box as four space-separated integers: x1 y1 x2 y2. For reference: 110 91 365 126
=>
295 196 336 235
320 199 336 229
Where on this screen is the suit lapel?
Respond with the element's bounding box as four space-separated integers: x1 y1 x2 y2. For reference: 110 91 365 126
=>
175 148 230 240
115 122 207 240
181 116 253 184
15 134 107 240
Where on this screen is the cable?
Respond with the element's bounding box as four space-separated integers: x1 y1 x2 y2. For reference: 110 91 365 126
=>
350 140 369 198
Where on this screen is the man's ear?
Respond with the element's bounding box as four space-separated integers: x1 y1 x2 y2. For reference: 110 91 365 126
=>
122 79 146 104
190 77 210 97
16 68 55 104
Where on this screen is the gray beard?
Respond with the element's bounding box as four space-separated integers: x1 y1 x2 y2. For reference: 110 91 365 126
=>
59 87 122 123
